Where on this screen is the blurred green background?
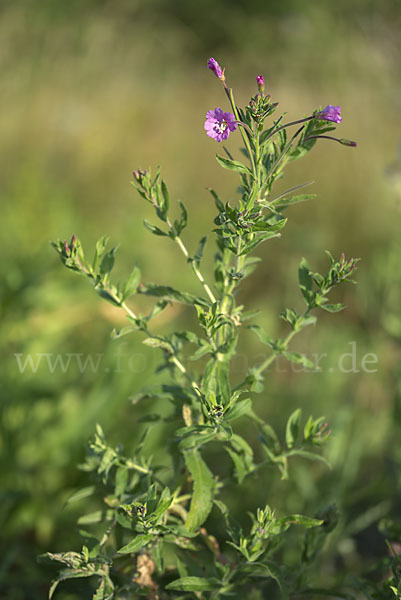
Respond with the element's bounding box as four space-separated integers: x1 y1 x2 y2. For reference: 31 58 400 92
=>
1 0 401 597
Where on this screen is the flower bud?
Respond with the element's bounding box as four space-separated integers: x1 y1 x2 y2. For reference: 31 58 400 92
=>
63 240 71 256
207 57 225 82
256 75 264 93
340 138 357 147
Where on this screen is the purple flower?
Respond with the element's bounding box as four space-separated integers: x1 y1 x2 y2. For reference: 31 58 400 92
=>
204 108 238 142
207 57 224 81
318 105 342 124
256 75 264 91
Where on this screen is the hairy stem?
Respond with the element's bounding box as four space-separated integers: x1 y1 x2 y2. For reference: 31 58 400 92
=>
225 87 256 178
168 218 217 303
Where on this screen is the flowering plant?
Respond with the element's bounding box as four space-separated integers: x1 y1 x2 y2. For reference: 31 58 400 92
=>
44 59 398 599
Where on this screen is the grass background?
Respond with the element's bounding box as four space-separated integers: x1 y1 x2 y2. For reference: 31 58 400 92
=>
1 0 401 597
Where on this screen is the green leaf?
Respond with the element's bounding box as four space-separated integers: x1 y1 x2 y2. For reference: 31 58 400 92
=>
189 342 212 361
99 246 118 277
289 449 331 469
93 235 110 271
259 422 282 456
153 487 173 521
166 576 221 592
272 194 316 209
117 534 153 554
194 236 207 267
110 326 137 339
145 482 158 514
216 154 253 175
96 289 120 306
184 450 215 531
65 486 96 506
139 283 208 307
92 577 114 600
114 467 129 497
248 325 275 348
121 265 141 301
239 231 281 255
216 361 230 403
320 303 346 313
299 257 314 304
143 219 168 236
160 179 170 218
283 351 315 369
239 560 285 591
273 514 323 534
208 188 224 211
178 429 217 450
174 201 188 235
225 447 251 484
226 398 252 421
142 336 173 353
231 433 254 456
286 408 301 449
77 511 104 525
49 569 94 599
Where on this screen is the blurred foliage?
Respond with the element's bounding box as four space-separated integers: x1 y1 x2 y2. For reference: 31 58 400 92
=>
1 0 401 597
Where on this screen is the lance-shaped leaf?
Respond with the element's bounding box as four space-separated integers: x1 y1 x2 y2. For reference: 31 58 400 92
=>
193 235 207 267
99 244 118 277
117 533 153 554
143 219 168 237
49 569 96 599
298 258 315 305
285 408 301 449
184 450 215 531
239 231 282 255
173 201 188 236
216 154 253 175
226 397 252 421
121 265 141 301
271 194 316 210
248 325 276 349
270 514 323 535
138 283 208 307
166 576 222 592
283 351 315 369
93 235 110 271
320 302 346 313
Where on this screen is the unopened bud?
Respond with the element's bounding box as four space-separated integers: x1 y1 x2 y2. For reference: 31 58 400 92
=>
256 75 265 93
340 138 357 147
132 168 148 183
63 240 71 256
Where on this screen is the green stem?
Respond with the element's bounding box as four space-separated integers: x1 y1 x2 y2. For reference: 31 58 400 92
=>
100 272 202 398
251 307 311 380
141 186 217 304
170 355 201 397
262 115 314 146
225 87 256 178
264 125 304 182
219 237 244 316
169 221 216 303
251 329 297 379
252 128 262 208
215 237 245 358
